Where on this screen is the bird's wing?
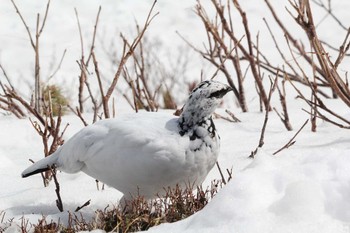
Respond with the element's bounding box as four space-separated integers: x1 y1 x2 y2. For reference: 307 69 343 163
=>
56 112 189 176
57 112 193 194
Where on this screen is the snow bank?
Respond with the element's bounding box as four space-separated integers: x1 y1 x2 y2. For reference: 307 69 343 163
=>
149 143 350 233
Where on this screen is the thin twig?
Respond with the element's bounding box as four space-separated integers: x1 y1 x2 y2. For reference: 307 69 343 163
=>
0 64 14 90
68 105 88 126
75 8 86 113
275 76 293 131
249 76 278 158
38 0 51 34
91 51 107 117
334 28 350 69
273 119 309 155
75 200 91 212
10 0 35 48
216 162 226 185
104 0 158 118
50 165 63 212
86 6 102 66
48 49 67 80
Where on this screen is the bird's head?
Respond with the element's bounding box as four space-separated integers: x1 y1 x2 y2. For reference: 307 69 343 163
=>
179 80 233 132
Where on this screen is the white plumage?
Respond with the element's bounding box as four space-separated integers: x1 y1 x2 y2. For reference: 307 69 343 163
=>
22 80 232 201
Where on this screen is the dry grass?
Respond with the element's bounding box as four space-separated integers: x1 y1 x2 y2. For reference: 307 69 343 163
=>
0 180 225 233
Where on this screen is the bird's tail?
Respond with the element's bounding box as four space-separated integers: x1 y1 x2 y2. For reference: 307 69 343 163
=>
21 152 59 178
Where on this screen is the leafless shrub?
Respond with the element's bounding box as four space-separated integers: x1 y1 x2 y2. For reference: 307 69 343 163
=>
1 83 69 189
121 38 161 112
0 0 63 118
0 1 68 204
102 34 192 113
9 0 51 114
193 0 349 130
74 7 100 117
193 0 274 112
71 1 160 122
0 82 26 118
262 0 350 129
287 0 350 129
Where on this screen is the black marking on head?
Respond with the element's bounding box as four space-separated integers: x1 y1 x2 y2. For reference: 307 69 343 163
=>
198 80 211 88
191 80 211 94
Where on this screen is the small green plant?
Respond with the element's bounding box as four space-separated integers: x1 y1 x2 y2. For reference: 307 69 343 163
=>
42 84 69 117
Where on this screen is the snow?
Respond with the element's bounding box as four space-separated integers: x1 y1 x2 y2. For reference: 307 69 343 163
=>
1 0 350 233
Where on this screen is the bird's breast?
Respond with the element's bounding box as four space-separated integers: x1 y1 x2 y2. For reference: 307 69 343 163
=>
185 124 220 184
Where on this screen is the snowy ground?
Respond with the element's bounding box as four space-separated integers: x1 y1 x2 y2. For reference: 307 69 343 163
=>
1 0 350 233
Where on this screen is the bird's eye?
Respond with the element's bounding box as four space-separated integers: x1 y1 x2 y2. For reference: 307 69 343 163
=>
209 89 227 98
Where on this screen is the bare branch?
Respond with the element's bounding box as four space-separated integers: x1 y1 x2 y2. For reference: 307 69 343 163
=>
48 49 67 80
50 165 63 212
39 0 51 35
249 76 278 158
86 6 102 66
10 0 35 49
75 200 91 212
104 0 159 115
273 119 309 155
334 28 350 69
75 8 86 113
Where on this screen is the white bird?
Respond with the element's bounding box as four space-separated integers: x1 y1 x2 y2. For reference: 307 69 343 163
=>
22 80 232 203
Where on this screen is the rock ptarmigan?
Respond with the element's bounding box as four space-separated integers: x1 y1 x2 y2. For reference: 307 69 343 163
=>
22 80 232 202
